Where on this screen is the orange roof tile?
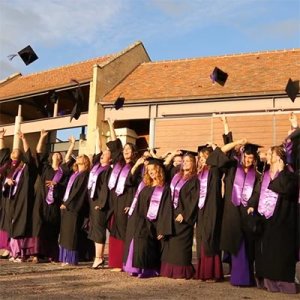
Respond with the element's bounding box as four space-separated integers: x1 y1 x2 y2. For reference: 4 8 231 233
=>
0 55 111 101
103 49 300 102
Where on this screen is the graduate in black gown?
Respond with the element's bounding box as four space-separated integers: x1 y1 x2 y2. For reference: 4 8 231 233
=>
59 153 90 266
106 119 138 271
33 130 73 262
195 144 229 282
219 139 261 286
255 145 298 294
160 152 199 279
87 131 112 269
2 132 38 261
164 150 183 183
123 157 172 278
0 129 13 258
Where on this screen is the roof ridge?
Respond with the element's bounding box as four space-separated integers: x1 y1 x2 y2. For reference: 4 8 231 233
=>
0 72 22 85
144 48 300 65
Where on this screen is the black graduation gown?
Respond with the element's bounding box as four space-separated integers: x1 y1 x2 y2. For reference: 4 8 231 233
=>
2 149 38 238
161 175 199 266
219 151 261 256
255 170 298 282
32 152 71 240
88 153 112 244
106 139 137 241
196 147 229 257
59 170 89 250
123 185 172 269
0 148 10 230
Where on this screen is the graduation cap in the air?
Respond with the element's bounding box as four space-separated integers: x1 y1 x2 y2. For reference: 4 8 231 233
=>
285 78 299 103
49 90 58 104
70 79 84 122
180 149 198 156
243 143 262 155
113 96 125 110
210 67 228 86
8 45 38 66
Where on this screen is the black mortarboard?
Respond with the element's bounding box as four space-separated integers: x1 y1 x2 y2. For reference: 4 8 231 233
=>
285 78 299 103
49 90 58 103
197 144 212 153
70 79 84 122
180 149 198 156
243 143 262 155
146 157 165 167
113 97 125 110
8 45 38 66
210 67 228 86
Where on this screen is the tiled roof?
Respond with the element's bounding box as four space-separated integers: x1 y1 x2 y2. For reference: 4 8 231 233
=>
103 49 300 102
0 55 111 101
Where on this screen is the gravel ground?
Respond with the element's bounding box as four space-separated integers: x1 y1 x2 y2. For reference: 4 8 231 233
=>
0 258 299 300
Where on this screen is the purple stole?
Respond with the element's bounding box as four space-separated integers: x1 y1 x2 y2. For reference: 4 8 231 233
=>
128 181 145 216
146 186 164 221
198 168 209 209
88 163 109 199
108 162 132 196
63 171 81 202
258 170 279 219
46 167 63 205
3 163 26 198
231 164 256 207
170 173 188 209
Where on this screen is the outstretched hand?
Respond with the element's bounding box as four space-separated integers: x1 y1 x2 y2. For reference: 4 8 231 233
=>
0 128 6 139
40 129 48 139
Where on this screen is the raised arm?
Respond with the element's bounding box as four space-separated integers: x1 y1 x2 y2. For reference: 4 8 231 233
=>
0 128 6 150
221 138 247 154
221 115 229 135
64 136 76 163
36 129 48 153
19 131 29 153
164 150 182 166
107 118 117 141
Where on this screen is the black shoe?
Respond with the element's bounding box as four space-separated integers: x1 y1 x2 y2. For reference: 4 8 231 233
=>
0 253 9 259
91 258 105 269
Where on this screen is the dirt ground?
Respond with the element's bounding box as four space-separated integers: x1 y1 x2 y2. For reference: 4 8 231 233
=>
0 258 299 300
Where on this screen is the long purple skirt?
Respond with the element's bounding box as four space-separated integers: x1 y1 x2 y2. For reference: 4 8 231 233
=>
59 246 78 265
123 240 159 278
257 277 297 294
230 239 255 286
21 237 39 257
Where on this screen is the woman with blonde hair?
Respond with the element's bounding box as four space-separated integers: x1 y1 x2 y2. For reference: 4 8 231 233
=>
160 152 199 279
123 157 172 278
59 152 90 266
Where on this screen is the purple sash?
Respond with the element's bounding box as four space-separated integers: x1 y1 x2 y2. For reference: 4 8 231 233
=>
258 170 279 219
88 163 109 199
128 181 145 216
63 171 81 202
3 164 26 198
115 164 131 196
46 167 63 205
198 169 209 209
146 186 164 221
232 164 256 207
11 164 26 197
170 173 188 209
108 162 122 190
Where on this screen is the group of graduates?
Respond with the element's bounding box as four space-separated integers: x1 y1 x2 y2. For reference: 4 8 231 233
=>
0 114 299 295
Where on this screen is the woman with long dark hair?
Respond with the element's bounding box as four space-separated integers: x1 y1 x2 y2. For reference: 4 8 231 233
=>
106 119 138 271
160 152 199 279
32 130 73 262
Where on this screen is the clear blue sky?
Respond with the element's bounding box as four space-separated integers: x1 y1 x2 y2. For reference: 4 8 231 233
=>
0 0 299 80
